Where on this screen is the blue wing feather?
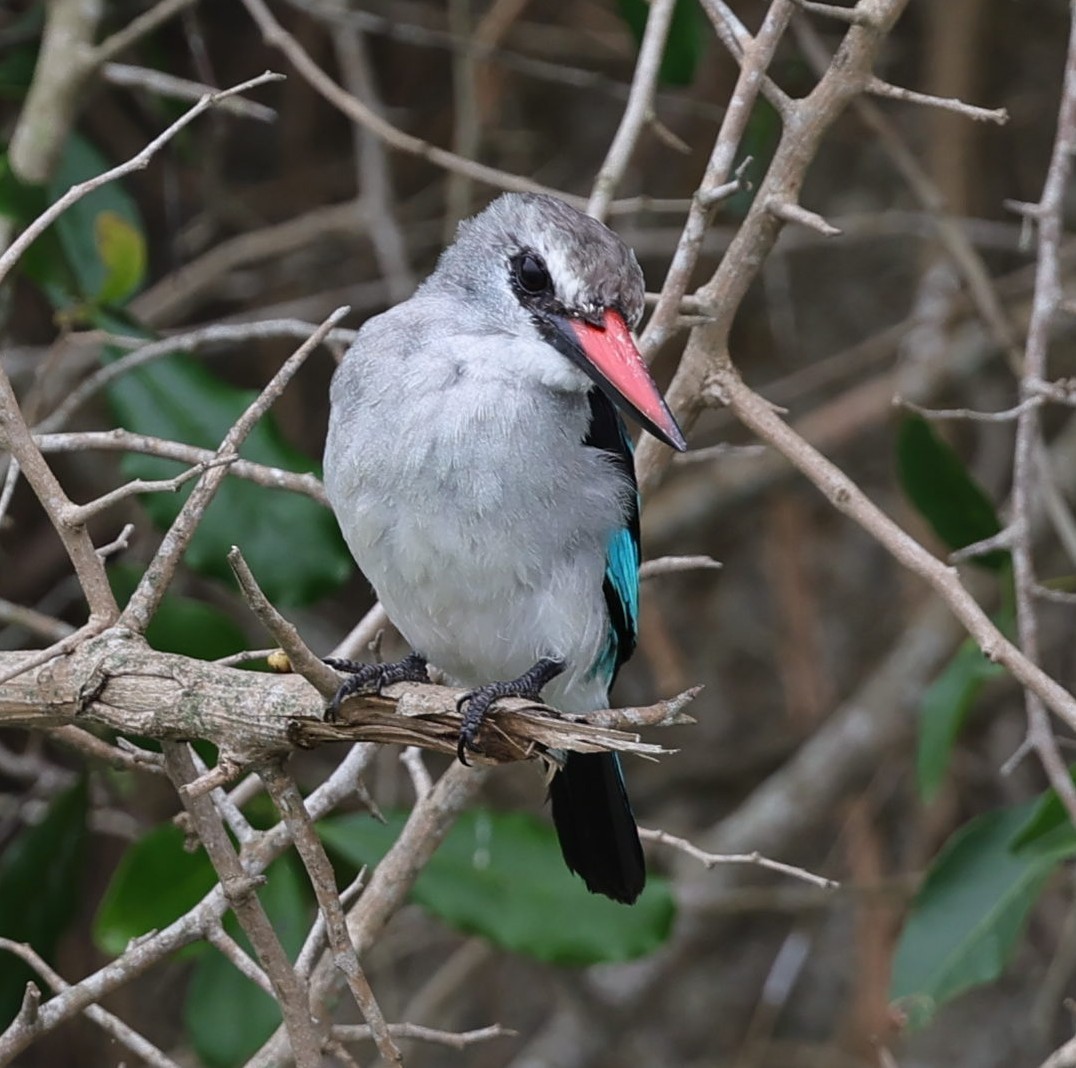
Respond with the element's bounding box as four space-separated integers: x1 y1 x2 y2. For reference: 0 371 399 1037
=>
583 390 641 685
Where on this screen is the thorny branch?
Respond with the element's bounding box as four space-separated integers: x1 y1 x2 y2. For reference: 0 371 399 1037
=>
3 1 1073 1065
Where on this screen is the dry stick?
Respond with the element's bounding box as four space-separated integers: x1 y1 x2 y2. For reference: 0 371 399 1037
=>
248 760 487 1068
587 0 679 221
296 869 367 978
238 0 583 204
639 555 723 579
163 742 323 1068
710 365 1076 734
332 1023 513 1051
204 923 274 994
35 318 356 435
91 0 198 66
0 938 182 1068
0 742 378 1063
639 0 796 365
0 597 74 642
865 76 1009 124
228 546 340 700
332 26 414 302
792 17 1021 369
0 71 284 288
66 457 233 525
35 430 328 504
639 0 910 494
0 369 117 623
260 762 404 1067
0 75 284 629
130 200 373 326
1009 9 1076 822
119 306 349 634
638 827 837 889
104 62 277 120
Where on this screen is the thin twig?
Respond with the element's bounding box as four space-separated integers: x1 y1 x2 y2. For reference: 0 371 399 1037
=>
0 940 181 1068
239 0 584 204
638 827 838 890
228 546 340 701
587 0 678 221
119 307 348 633
163 742 322 1068
259 762 404 1067
0 71 284 288
35 430 328 504
1007 7 1076 820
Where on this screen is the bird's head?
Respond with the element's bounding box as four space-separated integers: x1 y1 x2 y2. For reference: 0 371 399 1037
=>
429 193 686 451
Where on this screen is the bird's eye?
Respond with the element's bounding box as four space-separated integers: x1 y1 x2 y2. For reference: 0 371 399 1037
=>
514 253 551 295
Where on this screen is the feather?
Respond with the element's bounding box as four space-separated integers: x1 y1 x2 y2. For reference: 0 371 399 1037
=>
548 388 645 905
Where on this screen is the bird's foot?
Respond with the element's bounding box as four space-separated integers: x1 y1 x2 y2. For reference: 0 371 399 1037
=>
455 657 565 765
323 652 429 722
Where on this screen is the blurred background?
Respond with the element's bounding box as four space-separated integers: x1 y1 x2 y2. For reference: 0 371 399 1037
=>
3 1 1076 1066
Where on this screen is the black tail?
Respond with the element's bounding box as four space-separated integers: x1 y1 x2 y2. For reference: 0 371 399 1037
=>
549 751 645 904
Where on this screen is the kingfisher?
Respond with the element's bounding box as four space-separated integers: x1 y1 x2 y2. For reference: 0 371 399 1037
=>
323 193 686 903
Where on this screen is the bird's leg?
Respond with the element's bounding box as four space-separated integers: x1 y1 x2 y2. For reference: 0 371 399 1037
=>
455 657 566 765
323 652 429 722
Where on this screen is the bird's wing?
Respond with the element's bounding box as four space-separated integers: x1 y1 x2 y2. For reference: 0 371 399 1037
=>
584 389 641 685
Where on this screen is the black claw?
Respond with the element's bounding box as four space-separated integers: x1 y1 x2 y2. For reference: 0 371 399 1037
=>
323 652 428 722
455 657 565 763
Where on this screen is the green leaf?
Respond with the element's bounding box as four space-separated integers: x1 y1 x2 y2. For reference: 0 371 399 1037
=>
109 564 248 662
104 350 352 606
1011 770 1076 851
917 638 1006 802
890 803 1076 1027
320 808 677 966
185 857 310 1068
617 0 705 86
94 210 147 306
0 780 88 1026
48 134 146 308
897 415 1008 570
93 823 218 957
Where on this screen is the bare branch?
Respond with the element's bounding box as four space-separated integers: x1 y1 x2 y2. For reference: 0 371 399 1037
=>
0 369 118 622
0 71 284 288
587 0 678 221
1008 7 1076 826
866 75 1009 124
638 827 839 889
0 938 182 1068
332 1022 514 1050
164 742 322 1068
35 430 328 504
640 555 723 579
238 0 585 205
119 307 348 634
103 62 277 120
260 763 403 1066
228 547 340 701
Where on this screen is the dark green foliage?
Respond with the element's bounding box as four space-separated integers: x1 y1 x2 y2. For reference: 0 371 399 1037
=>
0 780 88 1026
320 808 676 966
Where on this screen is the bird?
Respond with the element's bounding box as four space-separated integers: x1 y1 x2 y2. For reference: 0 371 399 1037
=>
322 192 686 904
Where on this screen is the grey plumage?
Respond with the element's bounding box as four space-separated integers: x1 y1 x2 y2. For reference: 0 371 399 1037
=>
324 192 681 902
325 194 639 713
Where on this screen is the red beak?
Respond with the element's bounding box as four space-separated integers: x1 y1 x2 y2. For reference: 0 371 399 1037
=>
568 310 686 451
